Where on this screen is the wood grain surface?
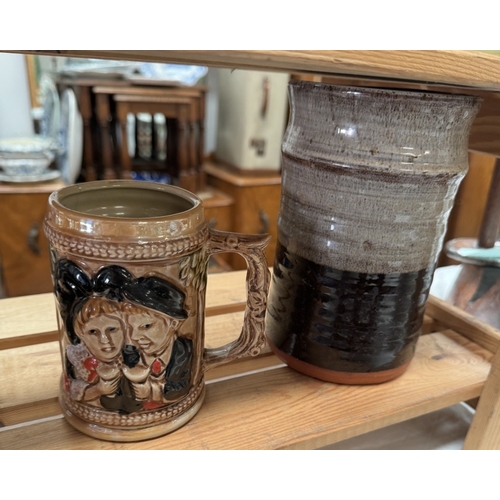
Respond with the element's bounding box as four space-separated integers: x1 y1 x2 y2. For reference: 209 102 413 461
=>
10 51 500 91
463 344 500 449
0 330 491 449
426 294 500 353
0 191 55 296
0 269 252 350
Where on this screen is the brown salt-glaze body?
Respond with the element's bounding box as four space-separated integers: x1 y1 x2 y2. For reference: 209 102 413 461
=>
266 81 482 384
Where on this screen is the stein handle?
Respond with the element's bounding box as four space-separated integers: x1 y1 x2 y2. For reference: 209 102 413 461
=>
203 227 271 370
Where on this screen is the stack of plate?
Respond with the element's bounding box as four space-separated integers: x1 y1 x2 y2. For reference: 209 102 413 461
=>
57 88 83 185
0 77 83 185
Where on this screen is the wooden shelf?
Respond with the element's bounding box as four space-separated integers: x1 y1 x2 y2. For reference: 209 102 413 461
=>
0 269 499 449
12 51 500 91
2 50 500 449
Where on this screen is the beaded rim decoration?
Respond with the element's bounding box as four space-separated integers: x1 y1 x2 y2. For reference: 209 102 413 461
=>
44 224 208 261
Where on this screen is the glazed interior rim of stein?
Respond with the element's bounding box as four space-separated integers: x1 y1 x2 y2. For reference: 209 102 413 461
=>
46 180 206 241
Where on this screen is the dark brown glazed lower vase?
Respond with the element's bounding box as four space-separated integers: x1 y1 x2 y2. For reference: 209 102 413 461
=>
268 340 412 385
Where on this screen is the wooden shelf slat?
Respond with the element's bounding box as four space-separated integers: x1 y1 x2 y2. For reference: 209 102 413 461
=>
426 294 500 353
10 51 500 91
0 269 251 350
0 309 441 427
0 310 259 412
463 343 500 449
0 329 491 449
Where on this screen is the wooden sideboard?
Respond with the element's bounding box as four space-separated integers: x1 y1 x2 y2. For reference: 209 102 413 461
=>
3 50 500 450
204 161 281 270
0 180 65 297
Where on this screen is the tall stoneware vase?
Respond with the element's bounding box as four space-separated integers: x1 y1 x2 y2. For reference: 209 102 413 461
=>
265 81 482 384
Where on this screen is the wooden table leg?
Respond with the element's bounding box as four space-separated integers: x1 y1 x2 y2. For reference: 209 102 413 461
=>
115 103 132 179
95 93 117 180
166 118 177 182
77 86 98 181
176 104 194 191
198 94 206 191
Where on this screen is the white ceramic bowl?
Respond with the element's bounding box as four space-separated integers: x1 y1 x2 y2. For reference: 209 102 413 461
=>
0 136 56 154
0 150 55 177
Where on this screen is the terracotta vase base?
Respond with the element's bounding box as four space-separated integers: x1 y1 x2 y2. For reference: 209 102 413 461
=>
268 341 412 385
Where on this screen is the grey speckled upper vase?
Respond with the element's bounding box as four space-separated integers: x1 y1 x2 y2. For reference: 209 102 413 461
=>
265 81 482 385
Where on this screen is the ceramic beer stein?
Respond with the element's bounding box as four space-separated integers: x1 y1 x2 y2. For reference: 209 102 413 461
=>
266 81 482 385
44 180 270 441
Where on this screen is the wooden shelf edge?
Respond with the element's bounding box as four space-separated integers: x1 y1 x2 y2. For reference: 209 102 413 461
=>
8 51 500 92
0 329 491 449
426 294 500 353
204 161 281 187
0 331 59 351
